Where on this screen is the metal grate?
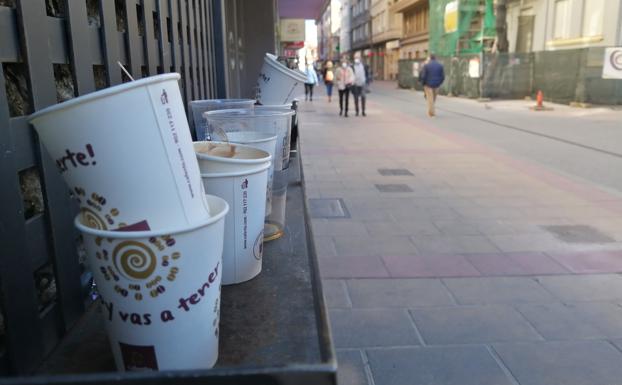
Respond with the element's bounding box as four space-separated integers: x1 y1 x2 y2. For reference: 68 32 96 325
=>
375 184 414 193
378 168 414 176
542 225 616 244
0 0 220 374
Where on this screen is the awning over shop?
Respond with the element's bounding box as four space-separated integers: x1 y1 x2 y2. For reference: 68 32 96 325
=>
279 0 325 19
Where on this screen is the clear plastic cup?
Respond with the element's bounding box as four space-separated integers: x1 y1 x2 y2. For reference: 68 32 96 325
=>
189 99 255 141
204 109 294 171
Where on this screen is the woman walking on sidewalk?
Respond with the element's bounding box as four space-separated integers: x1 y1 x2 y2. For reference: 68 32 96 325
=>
304 62 319 101
322 61 335 103
335 59 354 117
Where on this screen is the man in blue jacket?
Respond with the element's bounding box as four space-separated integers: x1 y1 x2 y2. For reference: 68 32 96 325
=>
419 54 445 117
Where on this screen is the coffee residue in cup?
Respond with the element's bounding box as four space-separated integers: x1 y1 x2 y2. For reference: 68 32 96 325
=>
195 143 237 158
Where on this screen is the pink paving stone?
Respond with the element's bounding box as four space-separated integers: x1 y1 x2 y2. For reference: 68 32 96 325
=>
546 250 622 274
319 256 390 278
466 252 570 276
382 254 481 278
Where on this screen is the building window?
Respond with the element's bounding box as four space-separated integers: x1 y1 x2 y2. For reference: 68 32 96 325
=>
403 4 429 36
553 0 570 39
582 0 604 37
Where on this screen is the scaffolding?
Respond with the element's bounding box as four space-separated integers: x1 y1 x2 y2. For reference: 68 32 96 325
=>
429 0 496 56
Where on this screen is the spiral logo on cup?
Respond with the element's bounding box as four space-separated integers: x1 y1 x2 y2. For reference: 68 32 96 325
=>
112 241 157 280
610 49 622 71
81 207 108 230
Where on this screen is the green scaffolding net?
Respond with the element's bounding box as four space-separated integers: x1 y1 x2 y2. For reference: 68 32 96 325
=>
429 0 496 57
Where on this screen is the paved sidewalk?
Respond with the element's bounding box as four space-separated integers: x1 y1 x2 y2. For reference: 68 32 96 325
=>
298 82 622 385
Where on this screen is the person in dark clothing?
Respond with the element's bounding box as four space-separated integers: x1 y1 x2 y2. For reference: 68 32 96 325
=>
418 54 445 117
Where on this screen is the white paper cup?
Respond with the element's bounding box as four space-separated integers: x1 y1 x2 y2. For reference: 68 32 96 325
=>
189 99 255 141
76 194 228 371
225 132 277 215
256 53 307 105
28 73 210 231
201 163 269 285
203 109 293 171
194 141 272 173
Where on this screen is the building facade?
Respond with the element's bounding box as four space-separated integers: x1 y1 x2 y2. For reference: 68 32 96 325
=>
351 0 373 56
506 0 622 53
340 0 353 56
317 0 342 61
370 0 402 79
390 0 430 59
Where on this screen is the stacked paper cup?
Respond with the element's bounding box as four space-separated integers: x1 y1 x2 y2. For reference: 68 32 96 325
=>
256 53 307 105
194 142 271 285
28 74 227 371
203 109 294 241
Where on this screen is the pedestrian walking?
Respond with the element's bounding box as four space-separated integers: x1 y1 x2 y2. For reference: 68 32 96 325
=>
304 62 319 101
323 61 335 103
335 59 354 117
351 57 367 116
418 54 445 117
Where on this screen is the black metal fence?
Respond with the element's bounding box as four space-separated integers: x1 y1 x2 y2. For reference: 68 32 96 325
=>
0 0 220 375
398 48 622 105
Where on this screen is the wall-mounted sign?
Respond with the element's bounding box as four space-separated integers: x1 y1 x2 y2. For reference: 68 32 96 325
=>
280 19 305 42
412 62 420 77
469 57 480 78
602 47 622 79
444 1 459 33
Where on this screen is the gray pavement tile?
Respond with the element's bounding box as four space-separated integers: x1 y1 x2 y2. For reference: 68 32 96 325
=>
515 303 605 340
313 236 337 258
364 221 427 237
493 341 622 385
410 305 543 344
487 234 573 253
612 339 622 353
411 235 501 254
346 278 455 308
432 220 483 236
329 309 421 348
334 235 382 257
311 220 369 237
337 350 370 385
372 236 418 255
388 220 443 236
322 279 351 308
347 207 394 221
465 252 570 276
536 274 622 302
319 256 390 279
443 277 557 305
367 346 514 385
572 302 622 338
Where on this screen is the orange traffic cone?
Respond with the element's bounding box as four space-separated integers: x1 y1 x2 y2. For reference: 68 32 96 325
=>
531 90 552 111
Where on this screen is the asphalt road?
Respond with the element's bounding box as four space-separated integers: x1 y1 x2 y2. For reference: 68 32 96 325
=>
371 81 622 195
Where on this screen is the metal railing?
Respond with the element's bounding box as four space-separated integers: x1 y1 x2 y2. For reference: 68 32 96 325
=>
0 0 220 374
